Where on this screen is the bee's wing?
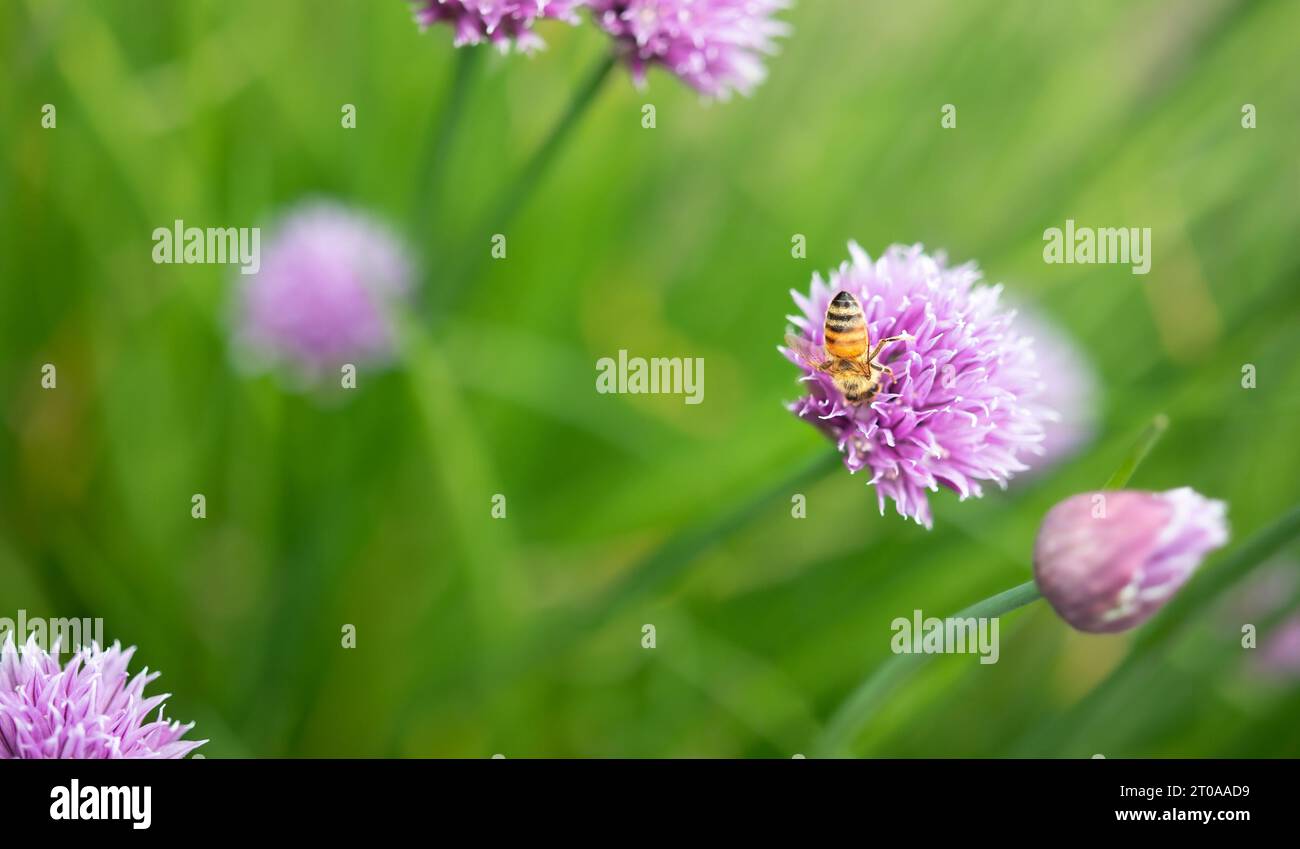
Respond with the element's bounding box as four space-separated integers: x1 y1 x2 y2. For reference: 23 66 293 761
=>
783 332 829 370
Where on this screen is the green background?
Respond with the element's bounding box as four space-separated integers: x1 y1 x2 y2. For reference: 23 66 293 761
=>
2 0 1298 757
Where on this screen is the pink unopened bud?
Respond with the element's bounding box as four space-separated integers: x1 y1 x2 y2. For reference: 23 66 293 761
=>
1033 488 1229 633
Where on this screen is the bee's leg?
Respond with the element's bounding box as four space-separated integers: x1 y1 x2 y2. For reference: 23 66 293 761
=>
868 333 910 362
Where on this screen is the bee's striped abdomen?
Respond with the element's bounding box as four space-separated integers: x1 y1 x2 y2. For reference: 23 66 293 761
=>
823 290 868 359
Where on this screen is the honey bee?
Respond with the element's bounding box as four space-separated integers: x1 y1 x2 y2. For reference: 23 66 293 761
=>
785 290 911 406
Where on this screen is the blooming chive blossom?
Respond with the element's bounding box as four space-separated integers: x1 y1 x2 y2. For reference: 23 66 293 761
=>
1033 488 1229 633
1012 307 1098 471
235 201 414 384
411 1 584 53
0 635 205 758
783 243 1050 528
590 0 792 98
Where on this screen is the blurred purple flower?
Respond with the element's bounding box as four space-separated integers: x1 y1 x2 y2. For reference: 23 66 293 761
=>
1224 560 1300 681
1257 615 1300 678
783 243 1050 528
0 635 205 759
1033 488 1229 633
1013 307 1099 472
235 201 414 384
1222 561 1298 624
411 1 583 52
591 0 791 98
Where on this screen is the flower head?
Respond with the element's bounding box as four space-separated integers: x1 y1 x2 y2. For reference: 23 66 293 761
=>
783 242 1050 528
235 201 414 385
411 1 584 52
0 635 206 759
1012 306 1098 472
591 0 791 98
1033 488 1229 633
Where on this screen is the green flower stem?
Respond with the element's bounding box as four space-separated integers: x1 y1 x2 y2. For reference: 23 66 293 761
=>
433 51 617 319
523 451 843 665
811 580 1043 758
490 51 617 231
412 47 483 236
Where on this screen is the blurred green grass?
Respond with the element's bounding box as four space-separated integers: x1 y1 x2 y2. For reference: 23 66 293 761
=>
1 0 1298 757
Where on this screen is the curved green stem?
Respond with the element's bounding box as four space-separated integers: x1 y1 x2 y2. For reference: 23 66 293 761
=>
528 450 843 662
488 51 617 231
432 51 617 319
812 580 1042 758
412 47 483 237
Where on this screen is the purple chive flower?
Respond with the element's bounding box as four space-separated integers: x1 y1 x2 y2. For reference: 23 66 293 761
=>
1224 561 1300 681
1013 307 1098 472
783 242 1050 528
0 635 206 759
591 0 792 99
411 1 583 53
1257 615 1300 679
235 201 414 384
1033 488 1229 633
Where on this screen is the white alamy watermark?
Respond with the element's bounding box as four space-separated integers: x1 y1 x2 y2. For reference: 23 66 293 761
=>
152 219 261 274
891 609 1000 664
596 350 704 405
1043 219 1151 275
50 780 151 830
0 610 104 655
